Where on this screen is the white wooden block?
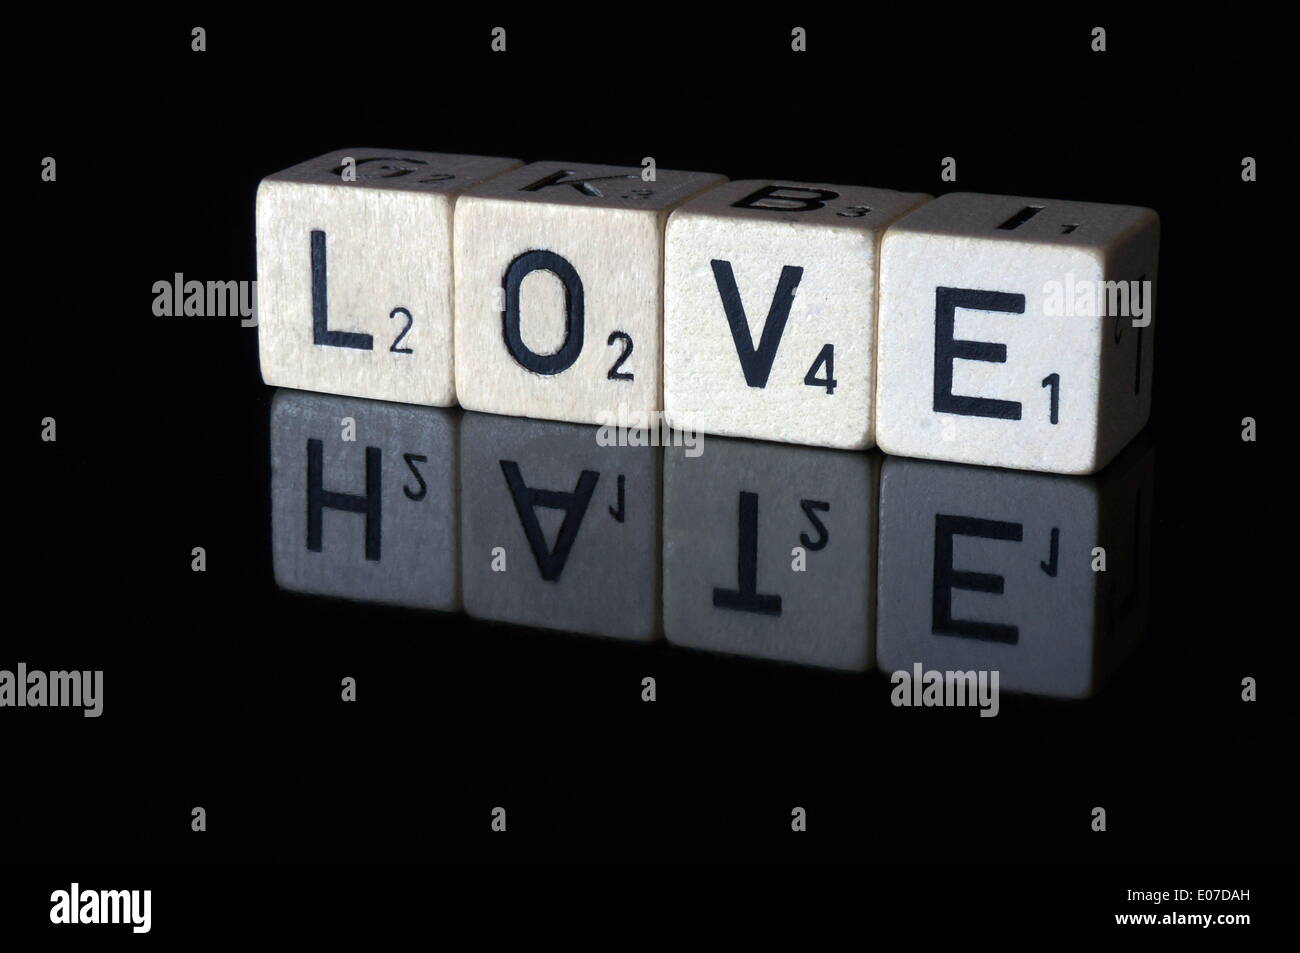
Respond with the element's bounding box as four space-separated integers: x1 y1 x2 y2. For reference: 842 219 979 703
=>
663 436 877 671
875 443 1153 698
257 148 522 405
876 192 1159 474
453 161 727 426
459 412 659 641
270 389 459 611
664 180 929 449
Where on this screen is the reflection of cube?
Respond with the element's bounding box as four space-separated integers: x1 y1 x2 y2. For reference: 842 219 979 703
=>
459 412 660 641
665 180 928 449
270 390 459 610
257 149 521 406
454 161 726 426
875 443 1154 698
876 192 1159 474
663 437 877 671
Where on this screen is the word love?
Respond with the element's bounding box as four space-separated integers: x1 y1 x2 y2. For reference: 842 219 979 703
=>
256 149 1159 475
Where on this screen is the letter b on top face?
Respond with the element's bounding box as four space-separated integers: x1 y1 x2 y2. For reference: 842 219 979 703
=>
875 192 1159 474
256 149 522 406
453 161 727 426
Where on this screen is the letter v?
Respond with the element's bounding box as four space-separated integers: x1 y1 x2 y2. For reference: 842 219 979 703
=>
710 260 803 388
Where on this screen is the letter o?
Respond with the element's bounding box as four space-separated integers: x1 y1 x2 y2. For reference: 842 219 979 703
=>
502 250 585 375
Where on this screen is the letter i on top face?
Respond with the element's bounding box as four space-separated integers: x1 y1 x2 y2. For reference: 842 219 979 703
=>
256 149 522 406
875 193 1158 474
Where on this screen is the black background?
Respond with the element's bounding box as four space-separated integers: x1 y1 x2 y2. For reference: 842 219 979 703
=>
6 3 1294 931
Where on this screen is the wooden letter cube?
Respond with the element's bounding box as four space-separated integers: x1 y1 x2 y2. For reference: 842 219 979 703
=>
270 390 459 611
876 192 1159 473
257 149 522 405
453 161 726 425
459 412 660 641
664 180 929 449
663 436 877 671
875 444 1153 698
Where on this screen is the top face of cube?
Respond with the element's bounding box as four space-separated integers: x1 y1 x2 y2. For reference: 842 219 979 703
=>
263 148 523 195
459 160 727 212
671 179 931 231
886 191 1158 250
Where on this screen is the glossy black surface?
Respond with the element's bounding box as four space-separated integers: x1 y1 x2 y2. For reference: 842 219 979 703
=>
10 10 1291 885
